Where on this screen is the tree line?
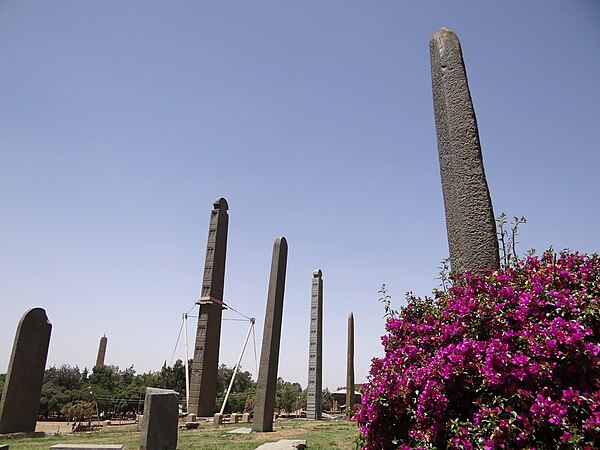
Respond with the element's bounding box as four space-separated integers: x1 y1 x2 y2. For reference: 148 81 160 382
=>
0 361 334 421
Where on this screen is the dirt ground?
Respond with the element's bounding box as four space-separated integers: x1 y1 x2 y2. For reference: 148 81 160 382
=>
35 420 138 435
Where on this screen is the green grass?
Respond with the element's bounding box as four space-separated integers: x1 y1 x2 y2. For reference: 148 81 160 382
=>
0 419 360 450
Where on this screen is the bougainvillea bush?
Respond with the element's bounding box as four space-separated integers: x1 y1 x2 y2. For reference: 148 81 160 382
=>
356 250 600 449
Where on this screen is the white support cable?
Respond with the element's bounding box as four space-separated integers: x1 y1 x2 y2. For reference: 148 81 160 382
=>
252 323 258 375
183 313 190 412
181 297 256 413
219 317 255 415
169 318 185 366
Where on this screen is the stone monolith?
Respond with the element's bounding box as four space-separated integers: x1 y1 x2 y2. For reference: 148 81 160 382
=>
430 27 500 273
96 334 108 367
189 197 229 416
252 237 288 432
0 308 52 433
140 388 178 450
346 312 355 420
306 269 323 420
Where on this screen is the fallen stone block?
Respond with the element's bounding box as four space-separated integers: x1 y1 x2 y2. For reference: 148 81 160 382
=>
254 439 307 450
50 445 123 450
228 427 252 434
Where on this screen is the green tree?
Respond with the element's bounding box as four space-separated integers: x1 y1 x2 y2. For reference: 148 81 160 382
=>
155 360 188 397
61 401 95 422
216 364 255 414
276 378 302 414
39 365 86 418
322 388 333 412
88 365 120 393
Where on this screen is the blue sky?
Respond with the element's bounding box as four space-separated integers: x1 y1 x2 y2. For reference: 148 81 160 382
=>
1 1 598 392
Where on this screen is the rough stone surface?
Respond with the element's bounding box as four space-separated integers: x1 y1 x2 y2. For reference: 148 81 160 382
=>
254 440 306 450
252 237 288 432
306 269 323 420
241 413 250 423
50 446 123 450
95 335 108 367
0 308 52 434
213 413 223 425
430 27 500 273
228 427 252 434
189 197 229 416
139 388 178 450
346 313 355 419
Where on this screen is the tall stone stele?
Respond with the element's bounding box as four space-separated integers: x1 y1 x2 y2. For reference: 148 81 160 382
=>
252 237 288 432
189 197 229 417
306 269 323 420
346 312 355 420
0 308 52 434
96 334 108 367
430 27 500 273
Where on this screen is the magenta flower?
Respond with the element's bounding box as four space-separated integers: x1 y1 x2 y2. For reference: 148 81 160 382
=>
356 250 600 449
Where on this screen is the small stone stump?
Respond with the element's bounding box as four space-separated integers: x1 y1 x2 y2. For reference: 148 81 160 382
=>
139 388 178 450
213 413 223 425
230 413 239 424
241 413 250 423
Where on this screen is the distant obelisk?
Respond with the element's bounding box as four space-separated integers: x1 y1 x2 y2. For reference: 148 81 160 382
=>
189 197 229 417
430 28 500 273
253 237 288 432
346 312 355 420
95 335 108 367
306 269 323 420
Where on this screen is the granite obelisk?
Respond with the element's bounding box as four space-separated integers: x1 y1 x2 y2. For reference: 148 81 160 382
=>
252 237 288 432
346 312 355 420
0 308 52 433
430 28 500 273
189 197 229 416
306 269 323 420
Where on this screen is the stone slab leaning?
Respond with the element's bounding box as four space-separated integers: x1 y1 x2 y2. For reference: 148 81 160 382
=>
0 308 52 434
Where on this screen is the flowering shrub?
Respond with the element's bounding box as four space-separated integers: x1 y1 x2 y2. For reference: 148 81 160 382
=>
356 250 600 449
